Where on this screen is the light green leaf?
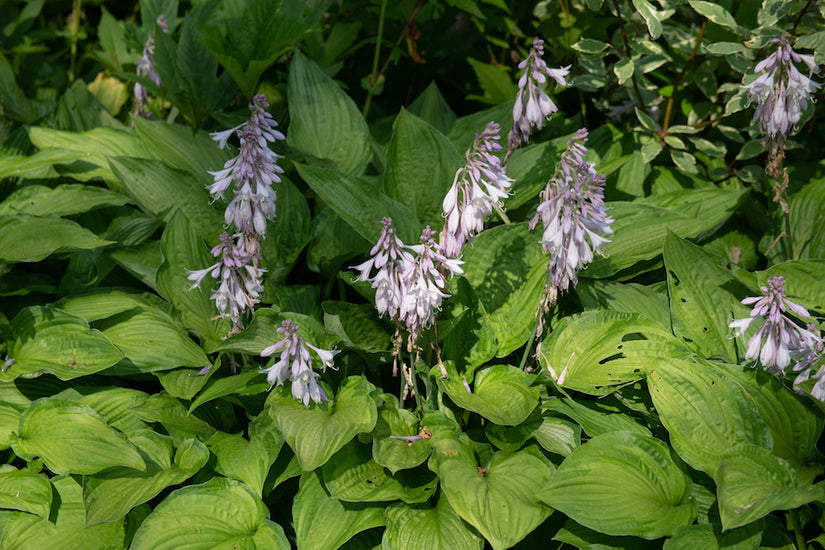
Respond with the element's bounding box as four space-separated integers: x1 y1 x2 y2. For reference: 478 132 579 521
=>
663 520 764 550
485 410 581 456
288 50 371 175
614 57 635 85
189 368 269 412
645 356 771 476
385 109 462 230
542 397 652 437
576 279 671 330
293 471 385 550
83 431 209 525
10 398 145 475
0 405 22 450
573 38 610 54
407 81 458 135
56 288 144 321
632 0 663 39
466 58 518 105
215 309 332 355
761 260 825 308
382 496 484 550
267 376 378 470
130 477 289 550
0 214 114 263
322 301 391 354
52 386 150 436
372 395 432 474
0 184 130 217
133 392 217 440
689 1 741 33
0 476 125 550
207 418 283 495
705 42 746 55
717 444 825 530
435 444 554 550
435 362 539 426
3 306 123 381
540 431 696 539
0 468 52 518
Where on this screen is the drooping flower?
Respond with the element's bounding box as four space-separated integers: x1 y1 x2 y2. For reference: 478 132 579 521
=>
529 128 613 291
260 319 339 407
186 232 264 335
506 37 571 159
208 94 285 236
133 15 169 119
729 276 821 372
742 34 821 146
440 121 513 258
792 324 825 400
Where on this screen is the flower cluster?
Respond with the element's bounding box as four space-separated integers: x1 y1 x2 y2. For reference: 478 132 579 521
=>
529 128 613 291
208 94 285 236
742 34 821 146
729 276 821 373
261 319 339 407
354 218 463 343
506 37 571 159
793 325 825 400
186 232 264 335
133 15 169 119
440 122 513 258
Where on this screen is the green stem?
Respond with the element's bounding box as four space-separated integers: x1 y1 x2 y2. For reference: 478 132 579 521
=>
783 200 794 260
788 508 806 550
518 323 538 371
362 0 388 119
69 0 82 82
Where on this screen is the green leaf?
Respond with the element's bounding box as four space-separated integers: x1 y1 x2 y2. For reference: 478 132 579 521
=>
0 468 52 518
576 279 671 330
382 496 484 550
407 81 458 135
435 362 539 426
553 518 661 549
83 431 209 525
663 520 764 550
134 392 217 440
267 376 378 470
3 306 123 381
573 38 610 54
616 151 647 196
10 398 145 475
466 58 518 105
53 386 150 436
385 109 462 230
632 0 663 39
664 233 753 359
645 356 771 476
485 410 581 456
542 397 652 437
0 214 114 263
288 50 371 174
614 57 635 85
109 155 223 240
0 184 130 217
705 42 746 55
688 1 741 33
296 163 421 245
56 288 145 322
156 210 230 348
207 416 283 495
540 431 696 539
716 444 825 530
371 395 432 473
441 277 498 371
321 441 437 503
784 179 825 260
262 176 312 285
322 301 391 353
0 476 125 550
189 368 269 412
761 260 825 308
130 477 289 550
0 405 22 450
293 471 385 550
215 309 332 355
460 223 546 356
435 444 554 550
538 310 688 395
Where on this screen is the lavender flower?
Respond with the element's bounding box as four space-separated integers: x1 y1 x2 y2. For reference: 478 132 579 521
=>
792 324 825 400
742 34 821 146
208 94 285 236
260 319 339 407
506 38 571 159
729 276 820 372
440 122 513 258
186 232 264 335
529 129 613 291
133 15 169 119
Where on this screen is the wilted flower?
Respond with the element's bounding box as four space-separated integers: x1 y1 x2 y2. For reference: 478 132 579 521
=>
133 15 169 119
260 319 338 407
208 94 285 236
186 232 264 335
742 34 821 146
529 128 613 291
729 276 820 372
440 122 513 258
506 37 571 159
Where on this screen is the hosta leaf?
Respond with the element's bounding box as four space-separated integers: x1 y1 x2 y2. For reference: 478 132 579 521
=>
0 468 52 518
538 310 688 395
540 431 696 539
645 356 771 476
10 398 145 475
576 279 671 330
435 362 539 426
2 306 123 381
0 476 125 550
288 50 371 175
460 223 546 356
486 411 581 456
130 477 289 550
293 471 385 550
553 518 662 549
322 301 391 354
267 376 378 470
663 520 764 550
207 424 283 495
57 288 145 321
716 444 825 530
321 441 437 503
133 393 217 440
0 405 22 450
83 431 209 525
189 368 269 412
382 496 484 550
0 214 114 263
434 444 554 550
542 397 652 437
52 386 150 436
408 81 457 135
215 308 333 354
761 260 825 309
384 109 462 229
0 184 130 217
372 395 432 473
